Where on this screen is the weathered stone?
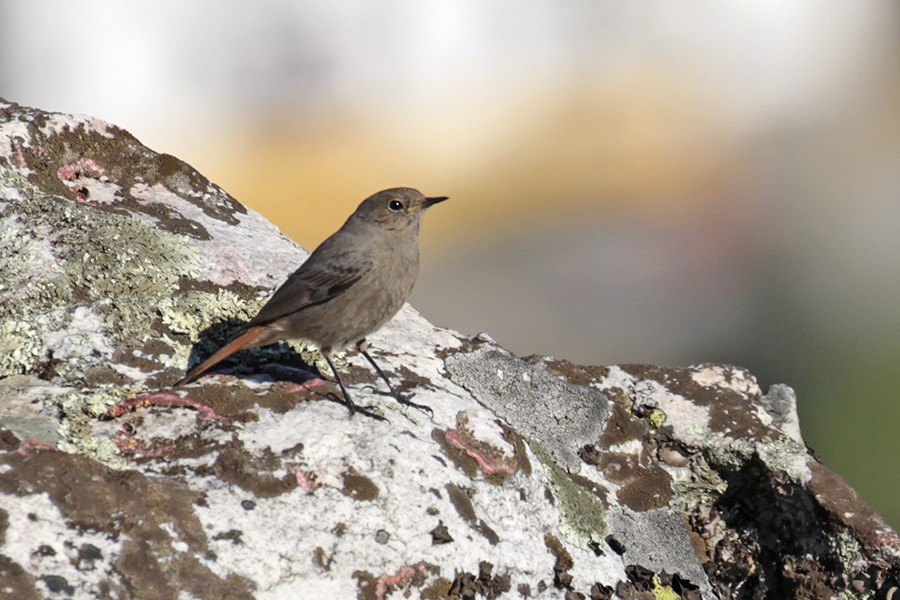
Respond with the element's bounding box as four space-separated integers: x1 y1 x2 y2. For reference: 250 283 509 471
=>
1 99 897 599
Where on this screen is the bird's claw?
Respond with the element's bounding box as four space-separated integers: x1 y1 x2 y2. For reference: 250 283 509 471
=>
391 390 434 418
325 392 387 422
359 384 433 418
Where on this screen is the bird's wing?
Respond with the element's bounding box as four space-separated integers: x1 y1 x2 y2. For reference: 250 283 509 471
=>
247 250 373 327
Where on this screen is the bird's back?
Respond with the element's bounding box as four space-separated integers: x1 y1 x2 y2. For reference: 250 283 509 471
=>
254 219 421 350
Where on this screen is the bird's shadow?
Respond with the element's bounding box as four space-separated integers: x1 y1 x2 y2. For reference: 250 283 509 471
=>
181 318 321 386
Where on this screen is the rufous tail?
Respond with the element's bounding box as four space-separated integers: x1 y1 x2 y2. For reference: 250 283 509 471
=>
175 325 270 387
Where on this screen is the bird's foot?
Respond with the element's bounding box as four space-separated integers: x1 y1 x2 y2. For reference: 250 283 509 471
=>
360 384 433 417
326 392 387 422
391 390 434 418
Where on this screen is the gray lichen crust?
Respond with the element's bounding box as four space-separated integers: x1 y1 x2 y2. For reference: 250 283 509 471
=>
445 345 609 471
0 99 303 458
1 99 897 599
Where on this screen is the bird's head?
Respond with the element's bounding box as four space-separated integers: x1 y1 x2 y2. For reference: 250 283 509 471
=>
351 188 448 232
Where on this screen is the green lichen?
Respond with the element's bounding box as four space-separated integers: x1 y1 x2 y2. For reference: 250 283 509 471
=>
157 286 322 372
833 529 865 584
703 437 756 470
302 343 342 375
648 408 667 430
58 431 131 471
72 215 202 350
56 385 140 470
531 440 606 551
0 319 43 376
0 167 203 380
161 288 256 338
1 161 211 465
757 437 809 481
650 579 680 600
670 457 728 511
0 218 38 281
157 287 265 368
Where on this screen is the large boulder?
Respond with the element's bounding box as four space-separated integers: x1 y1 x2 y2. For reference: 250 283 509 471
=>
1 99 897 599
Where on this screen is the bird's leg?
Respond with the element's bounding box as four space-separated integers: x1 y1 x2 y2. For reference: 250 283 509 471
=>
322 353 386 422
356 340 433 417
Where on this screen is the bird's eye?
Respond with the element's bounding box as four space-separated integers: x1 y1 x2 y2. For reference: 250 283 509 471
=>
388 200 404 211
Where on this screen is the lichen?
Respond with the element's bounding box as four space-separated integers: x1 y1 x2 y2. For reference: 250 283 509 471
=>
531 440 607 550
157 288 264 367
832 529 865 580
0 319 43 376
55 385 141 470
669 455 728 510
157 286 324 372
0 165 202 380
757 437 810 482
160 289 256 338
703 437 757 470
650 579 680 600
648 408 667 430
0 217 37 282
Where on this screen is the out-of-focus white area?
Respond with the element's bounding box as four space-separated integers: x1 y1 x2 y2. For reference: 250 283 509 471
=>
2 1 898 527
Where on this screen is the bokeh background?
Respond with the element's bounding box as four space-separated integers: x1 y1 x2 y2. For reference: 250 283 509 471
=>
2 2 897 527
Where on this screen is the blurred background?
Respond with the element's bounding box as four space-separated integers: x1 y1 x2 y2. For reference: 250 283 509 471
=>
1 2 897 527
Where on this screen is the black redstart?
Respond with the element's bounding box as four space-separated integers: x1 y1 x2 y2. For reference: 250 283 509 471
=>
175 187 447 418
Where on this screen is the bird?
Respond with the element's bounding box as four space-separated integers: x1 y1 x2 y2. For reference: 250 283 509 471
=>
175 187 447 419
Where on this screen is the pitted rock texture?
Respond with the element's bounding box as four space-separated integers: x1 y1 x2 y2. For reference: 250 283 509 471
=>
1 99 898 599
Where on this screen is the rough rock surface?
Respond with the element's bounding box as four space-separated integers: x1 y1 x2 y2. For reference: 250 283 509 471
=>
1 98 897 599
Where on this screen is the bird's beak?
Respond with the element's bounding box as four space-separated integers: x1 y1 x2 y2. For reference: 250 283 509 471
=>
423 196 448 208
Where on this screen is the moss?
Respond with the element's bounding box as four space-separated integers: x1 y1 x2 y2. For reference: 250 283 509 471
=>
531 440 606 551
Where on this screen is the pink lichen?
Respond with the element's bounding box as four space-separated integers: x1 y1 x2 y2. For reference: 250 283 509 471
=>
57 157 104 181
107 391 223 421
57 157 105 205
374 562 429 600
113 437 175 458
277 378 327 394
444 413 519 477
293 466 318 491
16 439 56 456
11 138 28 169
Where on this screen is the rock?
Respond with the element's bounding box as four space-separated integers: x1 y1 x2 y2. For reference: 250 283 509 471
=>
1 98 897 599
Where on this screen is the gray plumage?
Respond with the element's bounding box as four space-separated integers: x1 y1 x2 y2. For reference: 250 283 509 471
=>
176 187 447 417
